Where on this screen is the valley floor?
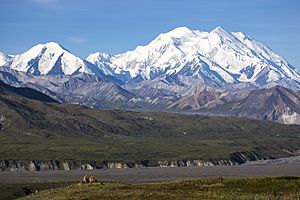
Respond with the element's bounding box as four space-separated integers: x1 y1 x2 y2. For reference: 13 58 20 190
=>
1 163 300 185
1 161 300 199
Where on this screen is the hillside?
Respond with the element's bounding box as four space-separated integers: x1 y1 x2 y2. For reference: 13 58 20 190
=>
0 84 300 164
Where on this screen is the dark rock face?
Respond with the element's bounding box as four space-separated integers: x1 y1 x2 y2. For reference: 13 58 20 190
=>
230 151 270 164
0 80 58 103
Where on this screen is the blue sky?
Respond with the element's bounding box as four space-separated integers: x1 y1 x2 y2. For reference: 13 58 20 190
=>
0 0 300 68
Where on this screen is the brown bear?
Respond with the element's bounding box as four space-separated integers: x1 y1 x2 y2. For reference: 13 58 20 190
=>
82 175 97 183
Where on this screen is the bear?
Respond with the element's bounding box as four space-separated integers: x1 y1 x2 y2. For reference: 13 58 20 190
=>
82 175 97 183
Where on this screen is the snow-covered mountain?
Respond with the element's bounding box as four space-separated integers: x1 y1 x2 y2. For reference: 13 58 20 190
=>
2 27 300 124
3 27 300 90
0 52 12 67
86 52 116 77
0 42 134 106
6 42 108 79
87 26 300 88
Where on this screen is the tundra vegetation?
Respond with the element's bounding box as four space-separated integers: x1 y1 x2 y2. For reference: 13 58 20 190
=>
19 177 300 200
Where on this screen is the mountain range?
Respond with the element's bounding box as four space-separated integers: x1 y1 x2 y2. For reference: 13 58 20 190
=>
1 26 300 124
88 27 300 88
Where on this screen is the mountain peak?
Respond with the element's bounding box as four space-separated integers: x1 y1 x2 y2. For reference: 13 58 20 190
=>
210 26 230 35
39 42 67 52
150 26 194 47
170 26 192 33
44 41 63 47
7 42 108 77
161 26 194 38
88 52 112 60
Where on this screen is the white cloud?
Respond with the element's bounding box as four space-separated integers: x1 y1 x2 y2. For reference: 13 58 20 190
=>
67 36 86 44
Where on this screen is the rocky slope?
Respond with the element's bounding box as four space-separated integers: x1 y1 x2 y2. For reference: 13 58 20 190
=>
165 85 300 124
0 150 269 172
